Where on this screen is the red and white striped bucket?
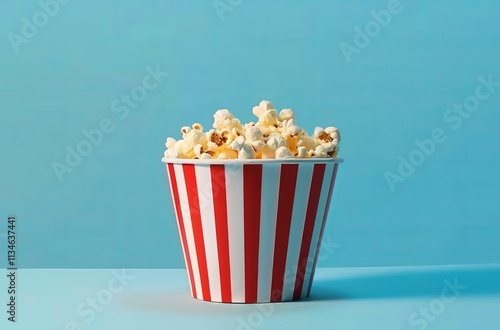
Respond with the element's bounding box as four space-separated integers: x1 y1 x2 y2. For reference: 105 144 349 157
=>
164 158 342 303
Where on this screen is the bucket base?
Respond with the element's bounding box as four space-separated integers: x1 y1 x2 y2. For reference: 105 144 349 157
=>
190 293 310 304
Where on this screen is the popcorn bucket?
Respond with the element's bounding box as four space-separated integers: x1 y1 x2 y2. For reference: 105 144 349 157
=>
163 158 343 303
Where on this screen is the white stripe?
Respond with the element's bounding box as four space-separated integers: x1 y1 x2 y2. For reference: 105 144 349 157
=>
225 164 245 302
257 164 281 302
301 162 335 298
195 165 221 302
281 163 314 301
167 165 194 297
174 164 203 299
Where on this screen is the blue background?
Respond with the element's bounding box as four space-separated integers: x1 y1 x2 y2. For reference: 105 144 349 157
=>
0 0 499 268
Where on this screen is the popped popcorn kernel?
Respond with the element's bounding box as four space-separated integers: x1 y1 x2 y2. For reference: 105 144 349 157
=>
257 109 278 127
199 152 213 160
259 100 274 110
181 126 191 137
297 146 308 158
194 144 204 157
279 108 295 121
230 136 246 151
312 145 328 158
251 140 266 151
166 137 176 149
192 123 203 131
275 146 294 159
217 149 238 159
163 100 341 160
297 135 316 150
266 133 287 151
313 127 324 137
184 129 206 149
245 126 263 142
238 144 255 159
260 147 275 159
213 109 242 131
253 106 266 118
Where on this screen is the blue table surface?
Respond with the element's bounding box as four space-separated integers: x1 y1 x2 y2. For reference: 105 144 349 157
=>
1 265 499 330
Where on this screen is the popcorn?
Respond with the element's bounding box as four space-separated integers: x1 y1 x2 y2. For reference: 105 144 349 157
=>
230 136 246 151
311 145 328 158
275 146 294 159
315 126 340 143
287 125 302 136
163 100 341 160
325 126 340 139
165 137 176 149
214 109 233 123
251 140 266 151
258 109 278 127
181 126 191 138
330 146 339 158
173 140 184 150
206 141 218 151
245 126 263 142
286 135 299 154
164 147 180 159
213 109 242 131
243 122 256 131
184 129 206 150
297 146 307 158
260 148 275 159
217 149 238 159
322 142 336 152
253 106 266 118
278 108 295 121
313 127 324 137
266 133 287 151
199 152 213 160
194 144 205 158
259 100 274 110
238 144 255 159
297 135 316 150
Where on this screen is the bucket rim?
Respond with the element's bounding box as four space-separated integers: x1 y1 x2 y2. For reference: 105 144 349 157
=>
162 157 344 165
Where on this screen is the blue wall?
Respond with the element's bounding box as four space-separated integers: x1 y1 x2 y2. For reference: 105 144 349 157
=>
1 0 499 268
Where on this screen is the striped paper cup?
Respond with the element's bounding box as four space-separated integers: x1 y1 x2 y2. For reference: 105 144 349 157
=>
163 158 342 303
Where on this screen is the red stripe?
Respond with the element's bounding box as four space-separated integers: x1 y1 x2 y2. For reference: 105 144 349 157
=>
306 163 339 297
270 164 299 302
167 164 197 298
210 165 232 303
243 164 263 303
182 164 211 301
292 164 326 300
